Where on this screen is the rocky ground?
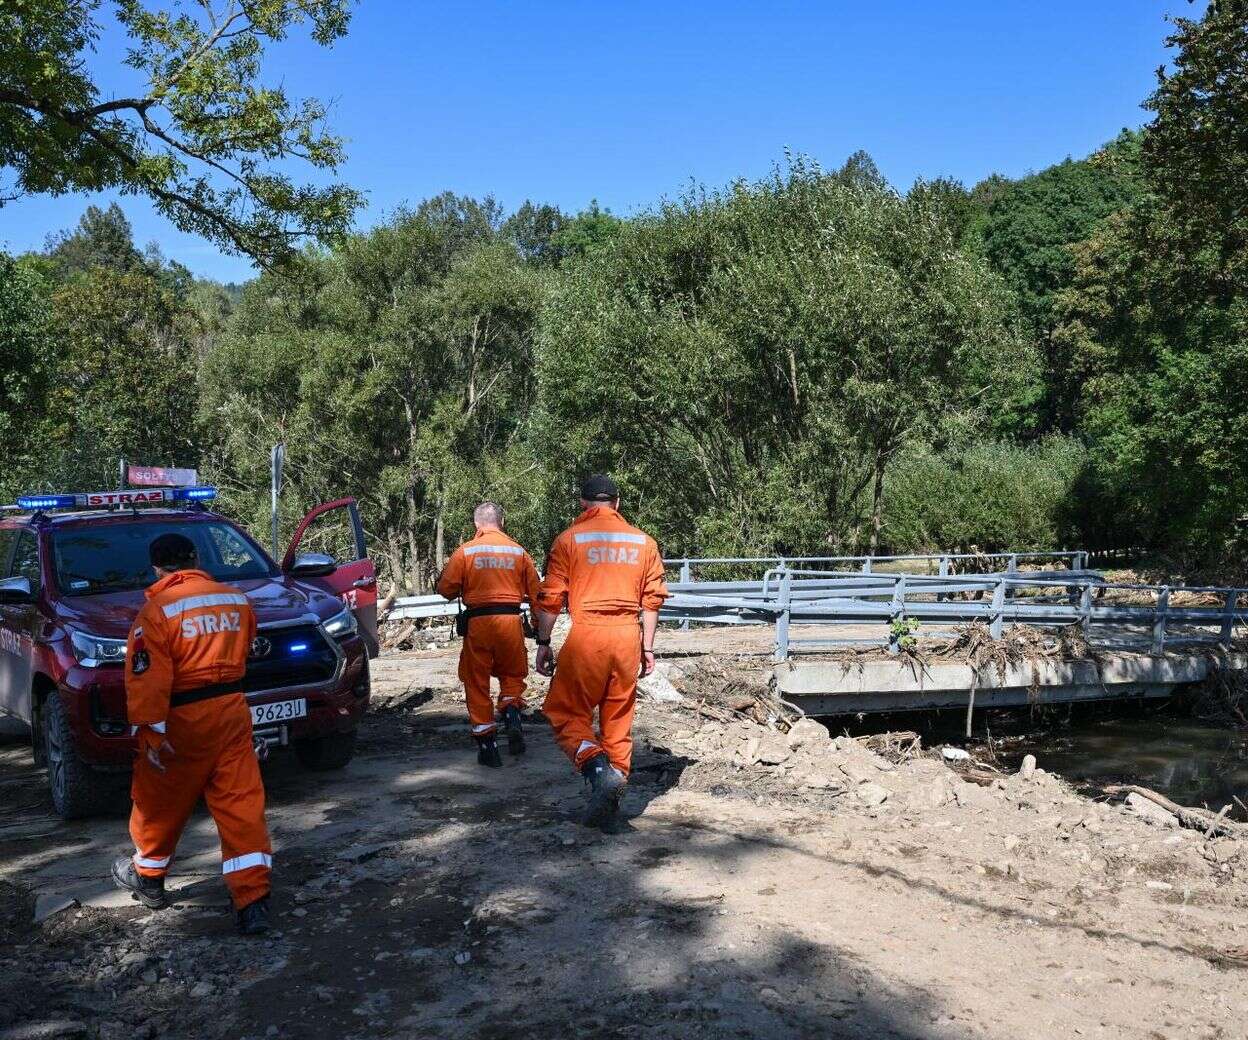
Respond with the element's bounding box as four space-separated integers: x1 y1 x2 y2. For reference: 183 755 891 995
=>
1 636 1247 1040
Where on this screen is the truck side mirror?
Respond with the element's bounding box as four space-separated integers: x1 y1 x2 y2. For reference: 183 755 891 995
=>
0 576 33 604
287 553 337 578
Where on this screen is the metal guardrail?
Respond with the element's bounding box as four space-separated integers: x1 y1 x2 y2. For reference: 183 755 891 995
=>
382 552 1245 661
663 569 1247 660
664 550 1089 581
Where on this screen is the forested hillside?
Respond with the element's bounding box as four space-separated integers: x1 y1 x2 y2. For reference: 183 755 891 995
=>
2 5 1244 588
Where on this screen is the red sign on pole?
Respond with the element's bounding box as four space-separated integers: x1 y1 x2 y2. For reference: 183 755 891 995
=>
127 465 199 487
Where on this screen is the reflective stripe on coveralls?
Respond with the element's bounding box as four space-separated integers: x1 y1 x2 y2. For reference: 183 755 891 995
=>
125 569 273 910
437 531 541 735
536 505 670 777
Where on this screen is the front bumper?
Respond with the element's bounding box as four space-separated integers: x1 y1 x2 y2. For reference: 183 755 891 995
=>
63 634 371 771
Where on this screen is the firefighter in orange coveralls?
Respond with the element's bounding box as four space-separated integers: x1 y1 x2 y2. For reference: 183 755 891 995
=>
436 502 541 767
535 475 669 831
110 533 273 935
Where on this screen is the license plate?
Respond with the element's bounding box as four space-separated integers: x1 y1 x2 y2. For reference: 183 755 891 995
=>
250 698 307 726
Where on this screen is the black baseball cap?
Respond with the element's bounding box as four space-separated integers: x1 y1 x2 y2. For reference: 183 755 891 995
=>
149 532 198 569
579 474 620 502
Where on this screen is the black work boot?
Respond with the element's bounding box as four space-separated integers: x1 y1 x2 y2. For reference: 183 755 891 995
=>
476 734 503 768
580 753 626 828
236 896 271 936
502 705 526 756
111 855 168 910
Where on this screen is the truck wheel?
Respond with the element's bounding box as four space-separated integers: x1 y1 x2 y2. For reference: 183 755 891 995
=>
43 693 126 819
294 727 357 771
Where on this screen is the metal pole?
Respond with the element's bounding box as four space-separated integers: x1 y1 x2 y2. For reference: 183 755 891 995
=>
775 568 792 662
1152 586 1170 655
990 578 1006 639
1079 583 1093 639
679 560 691 631
270 442 285 562
888 575 907 654
1220 590 1239 649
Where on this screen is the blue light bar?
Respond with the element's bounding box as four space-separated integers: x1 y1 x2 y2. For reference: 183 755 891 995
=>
18 494 78 511
169 486 218 502
288 642 309 653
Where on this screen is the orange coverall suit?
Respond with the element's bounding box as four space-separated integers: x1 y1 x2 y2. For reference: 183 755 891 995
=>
437 531 541 736
537 506 669 777
125 569 272 910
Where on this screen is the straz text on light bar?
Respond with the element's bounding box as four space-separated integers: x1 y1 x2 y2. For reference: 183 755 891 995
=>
17 487 218 511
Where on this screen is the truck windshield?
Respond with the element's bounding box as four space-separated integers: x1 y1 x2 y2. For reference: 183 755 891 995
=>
52 521 273 596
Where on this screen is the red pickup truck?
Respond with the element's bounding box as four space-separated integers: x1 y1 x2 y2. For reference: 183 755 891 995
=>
0 488 378 818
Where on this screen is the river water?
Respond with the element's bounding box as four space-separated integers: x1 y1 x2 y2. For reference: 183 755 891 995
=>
992 713 1248 817
848 704 1248 819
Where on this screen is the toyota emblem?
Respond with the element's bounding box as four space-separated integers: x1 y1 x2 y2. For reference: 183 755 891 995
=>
249 636 272 659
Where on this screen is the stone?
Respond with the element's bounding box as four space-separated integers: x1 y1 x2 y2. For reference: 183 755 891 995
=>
1145 880 1173 891
1003 834 1021 852
856 782 890 807
953 781 997 811
33 895 78 924
925 776 952 808
189 981 214 999
755 731 791 766
454 951 472 966
738 734 762 765
1018 754 1037 780
336 842 389 864
941 747 971 762
1123 793 1179 829
140 969 158 985
786 717 829 749
637 670 682 703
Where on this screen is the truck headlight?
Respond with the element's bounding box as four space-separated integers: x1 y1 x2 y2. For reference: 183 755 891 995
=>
323 606 358 641
70 629 127 667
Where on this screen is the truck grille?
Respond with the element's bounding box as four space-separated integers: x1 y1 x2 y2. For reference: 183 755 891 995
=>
241 623 337 693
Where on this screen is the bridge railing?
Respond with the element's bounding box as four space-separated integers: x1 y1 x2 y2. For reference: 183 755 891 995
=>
662 568 1247 659
664 550 1089 583
382 553 1245 660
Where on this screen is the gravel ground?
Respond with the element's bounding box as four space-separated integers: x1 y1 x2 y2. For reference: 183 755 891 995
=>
1 640 1246 1040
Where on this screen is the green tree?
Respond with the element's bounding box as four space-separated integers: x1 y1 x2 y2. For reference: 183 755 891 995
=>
548 201 623 260
45 202 145 275
201 201 547 589
974 131 1142 430
1 1 361 266
0 252 55 498
1142 0 1248 290
1051 2 1248 563
536 159 1032 557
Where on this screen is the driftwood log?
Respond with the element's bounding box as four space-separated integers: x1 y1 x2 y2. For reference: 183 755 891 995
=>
1105 784 1241 839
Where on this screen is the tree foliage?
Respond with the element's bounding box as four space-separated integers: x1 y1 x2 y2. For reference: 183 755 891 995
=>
1 0 361 266
535 162 1032 559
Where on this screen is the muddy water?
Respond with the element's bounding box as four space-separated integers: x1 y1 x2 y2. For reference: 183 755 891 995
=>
844 705 1248 818
993 714 1248 817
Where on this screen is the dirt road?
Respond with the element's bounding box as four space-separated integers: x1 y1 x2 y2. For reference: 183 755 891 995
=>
1 646 1245 1040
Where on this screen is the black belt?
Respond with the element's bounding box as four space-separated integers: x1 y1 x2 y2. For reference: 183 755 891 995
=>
456 603 522 637
463 604 522 619
169 682 245 709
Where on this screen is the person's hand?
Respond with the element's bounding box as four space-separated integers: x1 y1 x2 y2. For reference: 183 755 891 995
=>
639 649 656 678
535 644 556 677
137 729 175 773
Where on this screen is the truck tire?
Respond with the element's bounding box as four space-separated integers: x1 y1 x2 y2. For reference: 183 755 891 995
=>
43 692 127 819
294 727 357 771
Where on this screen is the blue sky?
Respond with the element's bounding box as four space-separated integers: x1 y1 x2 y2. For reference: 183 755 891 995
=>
0 1 1196 282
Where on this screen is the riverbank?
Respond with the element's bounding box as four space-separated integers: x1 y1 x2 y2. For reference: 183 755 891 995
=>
1 645 1246 1039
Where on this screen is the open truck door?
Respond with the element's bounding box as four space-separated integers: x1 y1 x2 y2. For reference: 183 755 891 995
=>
283 498 378 658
